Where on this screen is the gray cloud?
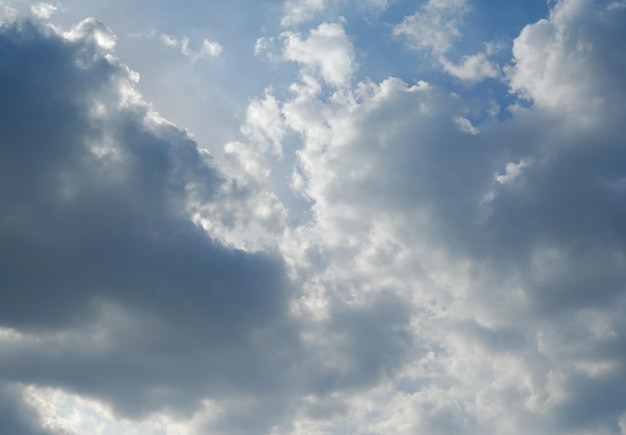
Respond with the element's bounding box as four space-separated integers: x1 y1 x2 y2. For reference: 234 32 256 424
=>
0 18 300 429
2 0 626 433
0 18 420 434
0 383 58 435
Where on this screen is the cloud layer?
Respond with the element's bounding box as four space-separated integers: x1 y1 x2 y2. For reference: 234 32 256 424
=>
1 0 626 433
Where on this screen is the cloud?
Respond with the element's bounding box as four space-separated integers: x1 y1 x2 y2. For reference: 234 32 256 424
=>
62 16 116 50
454 116 479 134
440 52 499 83
0 383 55 435
270 0 626 432
159 33 222 62
280 0 391 26
29 2 57 19
393 0 500 84
129 31 222 62
507 0 626 122
393 0 469 55
3 0 626 433
282 21 355 88
0 18 421 434
281 0 327 26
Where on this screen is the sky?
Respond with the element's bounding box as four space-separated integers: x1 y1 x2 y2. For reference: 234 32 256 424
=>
0 0 626 433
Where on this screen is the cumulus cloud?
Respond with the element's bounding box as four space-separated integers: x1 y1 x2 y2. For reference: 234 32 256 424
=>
507 0 626 121
0 17 419 434
269 0 626 432
440 52 499 83
282 21 355 88
3 0 626 433
0 18 298 433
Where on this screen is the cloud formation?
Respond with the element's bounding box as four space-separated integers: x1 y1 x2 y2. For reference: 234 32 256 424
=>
0 18 299 432
267 0 626 432
282 21 355 88
159 33 222 61
2 0 626 433
393 0 469 55
281 0 327 26
393 0 500 84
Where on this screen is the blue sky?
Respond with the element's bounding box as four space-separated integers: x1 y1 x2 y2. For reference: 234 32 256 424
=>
1 0 626 434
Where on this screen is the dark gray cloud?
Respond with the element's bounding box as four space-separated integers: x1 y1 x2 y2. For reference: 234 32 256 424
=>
0 17 299 429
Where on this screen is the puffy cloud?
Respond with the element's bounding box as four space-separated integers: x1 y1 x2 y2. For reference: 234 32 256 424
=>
29 2 57 19
440 52 499 83
3 0 626 433
0 18 298 433
507 0 626 119
270 0 626 432
282 21 355 88
0 17 421 434
62 16 116 50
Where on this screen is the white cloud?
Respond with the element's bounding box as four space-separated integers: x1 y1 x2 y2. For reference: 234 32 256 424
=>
24 385 220 435
159 33 222 62
254 36 274 56
282 21 355 88
454 116 479 135
3 0 626 433
495 160 528 185
271 2 626 433
30 2 57 19
393 0 469 55
241 90 286 156
129 31 222 62
441 53 499 83
394 0 499 84
0 5 17 22
63 17 117 50
281 0 327 26
507 0 626 121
